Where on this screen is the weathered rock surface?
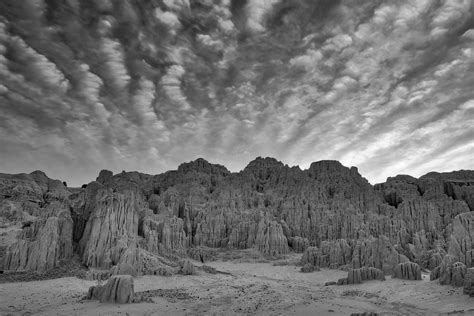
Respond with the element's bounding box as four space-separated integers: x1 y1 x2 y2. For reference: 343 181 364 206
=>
438 255 467 286
288 236 309 253
447 212 474 267
464 268 474 296
1 158 474 280
345 267 385 284
180 260 196 275
300 263 320 273
78 189 145 268
418 249 445 270
3 202 73 271
110 262 137 277
87 275 134 304
392 262 422 280
430 266 441 281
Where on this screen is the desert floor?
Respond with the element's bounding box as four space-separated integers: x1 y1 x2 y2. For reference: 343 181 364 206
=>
1 255 473 316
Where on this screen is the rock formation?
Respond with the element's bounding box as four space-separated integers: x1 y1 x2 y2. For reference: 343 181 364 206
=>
3 201 73 271
288 236 309 253
434 255 468 286
1 158 473 282
300 263 320 273
110 262 137 277
180 260 196 275
464 268 474 297
392 262 422 280
345 267 385 284
87 275 134 304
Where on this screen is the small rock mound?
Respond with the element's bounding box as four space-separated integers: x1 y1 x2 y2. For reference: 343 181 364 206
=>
341 267 385 285
179 260 196 275
392 262 421 280
87 275 134 304
464 268 474 297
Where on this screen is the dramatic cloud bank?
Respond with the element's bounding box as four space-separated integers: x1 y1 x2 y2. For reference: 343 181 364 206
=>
0 0 473 185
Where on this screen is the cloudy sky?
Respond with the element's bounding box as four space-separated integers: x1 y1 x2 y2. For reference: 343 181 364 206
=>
0 0 473 186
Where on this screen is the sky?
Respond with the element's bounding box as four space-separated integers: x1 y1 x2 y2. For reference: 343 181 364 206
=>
0 0 473 186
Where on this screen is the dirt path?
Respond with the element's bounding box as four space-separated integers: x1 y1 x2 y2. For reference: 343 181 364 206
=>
1 259 473 315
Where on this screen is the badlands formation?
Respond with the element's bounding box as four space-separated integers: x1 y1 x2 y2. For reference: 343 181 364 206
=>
1 157 474 315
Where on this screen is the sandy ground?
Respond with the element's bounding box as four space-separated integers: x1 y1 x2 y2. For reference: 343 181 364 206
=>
1 257 473 316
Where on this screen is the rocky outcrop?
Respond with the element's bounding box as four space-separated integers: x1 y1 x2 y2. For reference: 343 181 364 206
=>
288 236 309 253
255 218 289 256
110 262 137 277
351 236 409 274
392 262 422 280
418 249 445 270
96 170 113 186
0 171 69 204
3 202 73 271
2 160 474 278
464 268 474 297
437 255 467 286
447 212 474 267
430 266 441 281
300 240 352 269
301 247 321 267
345 267 385 284
84 269 111 281
87 275 134 304
187 247 216 262
78 189 145 268
143 215 189 256
180 260 196 275
300 263 320 273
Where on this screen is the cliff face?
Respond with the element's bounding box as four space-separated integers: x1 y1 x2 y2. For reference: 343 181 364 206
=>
1 158 473 277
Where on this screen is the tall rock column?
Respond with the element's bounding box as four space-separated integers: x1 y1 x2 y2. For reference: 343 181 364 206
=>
78 189 143 268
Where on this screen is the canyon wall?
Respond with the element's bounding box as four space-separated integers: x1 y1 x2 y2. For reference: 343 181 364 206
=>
1 158 473 280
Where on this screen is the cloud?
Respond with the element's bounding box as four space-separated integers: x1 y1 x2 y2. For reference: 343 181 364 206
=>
100 38 130 90
163 0 189 11
9 36 69 92
289 49 323 71
154 8 181 32
161 65 191 110
0 0 473 186
78 64 103 103
322 34 353 52
197 34 224 50
132 77 156 122
245 0 280 32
